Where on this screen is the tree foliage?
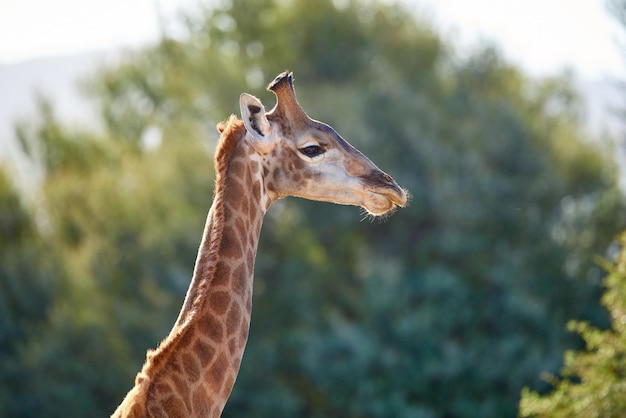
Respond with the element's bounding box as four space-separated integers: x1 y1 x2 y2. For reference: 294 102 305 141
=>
519 231 626 418
1 0 624 417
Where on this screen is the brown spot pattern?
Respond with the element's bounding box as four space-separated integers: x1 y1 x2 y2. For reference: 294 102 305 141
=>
231 264 247 295
162 395 187 418
182 353 200 382
219 226 242 259
206 320 225 344
208 291 230 316
206 353 229 391
193 386 211 416
225 305 242 331
171 373 190 405
229 161 244 178
194 340 214 368
213 261 231 286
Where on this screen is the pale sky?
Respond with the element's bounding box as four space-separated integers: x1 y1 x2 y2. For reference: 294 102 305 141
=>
417 0 624 80
0 0 623 79
0 0 195 62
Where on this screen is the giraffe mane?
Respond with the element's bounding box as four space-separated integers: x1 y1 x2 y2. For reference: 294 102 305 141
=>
135 116 246 398
183 115 246 320
215 115 246 173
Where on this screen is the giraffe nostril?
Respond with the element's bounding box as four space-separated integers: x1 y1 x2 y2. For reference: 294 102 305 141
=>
367 170 396 187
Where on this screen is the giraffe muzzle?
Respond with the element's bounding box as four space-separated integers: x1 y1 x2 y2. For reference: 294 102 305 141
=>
361 169 408 214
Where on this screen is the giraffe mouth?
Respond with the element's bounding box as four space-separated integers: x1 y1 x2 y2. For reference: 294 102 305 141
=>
379 184 408 207
387 186 409 208
362 173 408 216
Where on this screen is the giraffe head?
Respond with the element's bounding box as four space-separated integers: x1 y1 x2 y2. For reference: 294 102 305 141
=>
239 71 407 217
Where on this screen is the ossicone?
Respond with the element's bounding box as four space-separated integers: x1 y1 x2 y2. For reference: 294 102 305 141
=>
266 70 306 121
267 71 294 92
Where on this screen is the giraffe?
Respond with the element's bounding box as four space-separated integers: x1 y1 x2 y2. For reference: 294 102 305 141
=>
111 71 407 417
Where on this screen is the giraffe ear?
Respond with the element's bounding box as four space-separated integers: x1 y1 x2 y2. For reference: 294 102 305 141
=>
240 93 271 141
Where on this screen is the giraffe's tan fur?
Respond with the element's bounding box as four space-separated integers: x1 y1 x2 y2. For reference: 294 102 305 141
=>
112 72 407 417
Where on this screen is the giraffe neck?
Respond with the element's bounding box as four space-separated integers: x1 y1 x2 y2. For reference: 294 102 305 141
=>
112 118 270 418
174 131 268 329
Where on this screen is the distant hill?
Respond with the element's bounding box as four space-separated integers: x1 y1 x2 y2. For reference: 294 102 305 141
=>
0 50 121 160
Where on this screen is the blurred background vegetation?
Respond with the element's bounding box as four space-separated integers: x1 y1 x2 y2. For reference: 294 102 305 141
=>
1 0 626 417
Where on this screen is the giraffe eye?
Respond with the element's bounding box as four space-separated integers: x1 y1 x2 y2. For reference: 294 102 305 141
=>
299 145 324 158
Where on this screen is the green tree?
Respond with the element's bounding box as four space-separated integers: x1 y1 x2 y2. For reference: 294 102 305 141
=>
0 166 60 417
519 231 626 418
